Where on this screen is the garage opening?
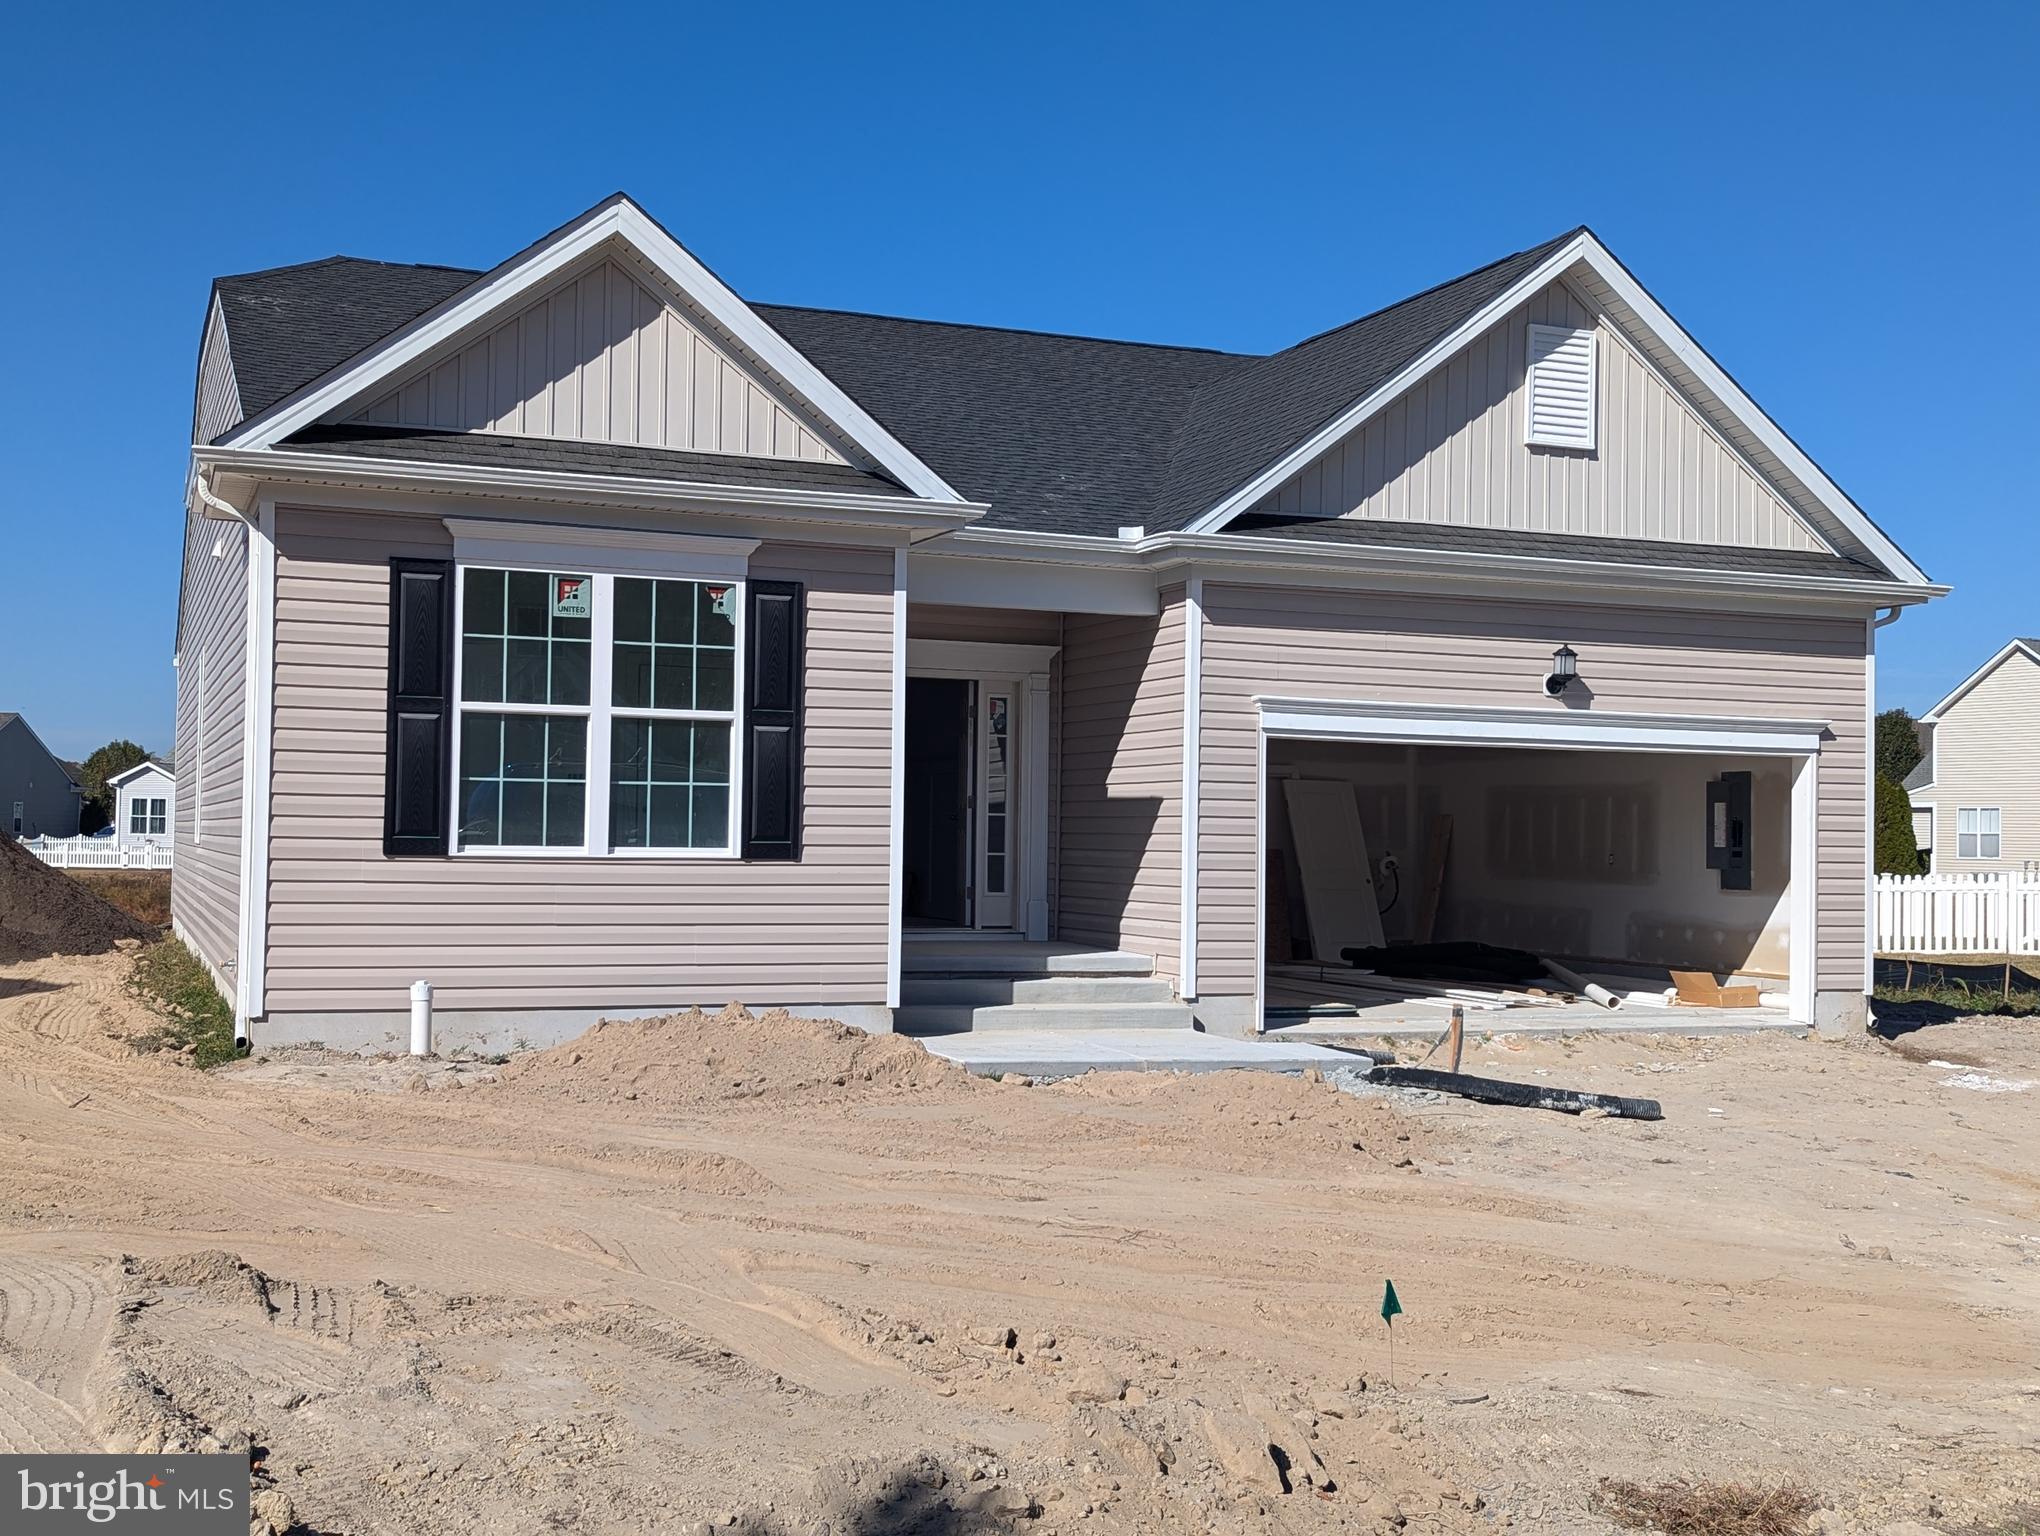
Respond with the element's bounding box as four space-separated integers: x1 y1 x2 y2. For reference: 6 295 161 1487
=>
1263 738 1803 1029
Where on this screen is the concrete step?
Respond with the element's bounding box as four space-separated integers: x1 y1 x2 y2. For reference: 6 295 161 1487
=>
895 1000 1196 1036
900 975 1177 1007
900 943 1154 978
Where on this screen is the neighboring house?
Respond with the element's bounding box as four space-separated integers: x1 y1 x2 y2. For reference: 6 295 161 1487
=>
175 195 1942 1049
0 713 83 838
108 759 176 850
1905 639 2039 873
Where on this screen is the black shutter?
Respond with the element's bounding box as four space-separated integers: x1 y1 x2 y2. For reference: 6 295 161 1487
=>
384 558 454 857
741 579 804 860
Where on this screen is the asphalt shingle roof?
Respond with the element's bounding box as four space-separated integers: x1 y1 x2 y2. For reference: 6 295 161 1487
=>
1224 513 1896 580
215 257 476 422
200 228 1873 579
1901 750 1934 791
283 426 917 498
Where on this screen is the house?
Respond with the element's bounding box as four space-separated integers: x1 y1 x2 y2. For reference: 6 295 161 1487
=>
175 195 1943 1051
1905 639 2039 872
108 758 175 850
0 713 83 839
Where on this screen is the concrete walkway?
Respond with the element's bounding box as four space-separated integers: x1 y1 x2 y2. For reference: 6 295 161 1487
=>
915 1027 1359 1078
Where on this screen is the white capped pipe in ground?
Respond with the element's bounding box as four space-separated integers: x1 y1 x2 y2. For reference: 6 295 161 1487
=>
410 980 433 1056
1542 959 1623 1010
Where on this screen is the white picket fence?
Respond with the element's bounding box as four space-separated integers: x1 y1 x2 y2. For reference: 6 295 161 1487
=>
17 836 173 871
1876 871 2040 956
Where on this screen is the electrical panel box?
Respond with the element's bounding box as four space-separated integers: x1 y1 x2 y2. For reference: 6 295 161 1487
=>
1705 770 1753 891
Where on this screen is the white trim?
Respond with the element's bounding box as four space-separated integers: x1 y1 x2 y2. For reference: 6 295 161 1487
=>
215 196 969 505
1864 616 1875 991
905 549 1158 616
444 518 756 579
1252 721 1268 1033
1182 232 1934 588
1183 234 1593 535
107 760 174 790
1179 576 1204 999
1921 637 2040 723
1022 671 1052 942
234 499 277 1037
1790 753 1818 1024
932 525 1945 613
887 549 907 1008
197 446 985 531
1254 697 1828 757
904 639 1061 675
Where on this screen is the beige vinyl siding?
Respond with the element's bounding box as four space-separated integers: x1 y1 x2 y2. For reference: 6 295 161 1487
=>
1920 649 2040 872
906 604 1065 932
1058 589 1184 976
193 296 241 443
1250 281 1825 553
170 507 248 989
350 258 848 463
1196 584 1868 996
263 506 893 1017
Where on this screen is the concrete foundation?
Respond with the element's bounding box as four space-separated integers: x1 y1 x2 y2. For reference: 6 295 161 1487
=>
250 1001 894 1056
1813 989 1869 1038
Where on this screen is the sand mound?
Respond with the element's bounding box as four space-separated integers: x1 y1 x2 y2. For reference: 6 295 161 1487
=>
1049 1065 1448 1165
491 1004 978 1111
0 835 157 961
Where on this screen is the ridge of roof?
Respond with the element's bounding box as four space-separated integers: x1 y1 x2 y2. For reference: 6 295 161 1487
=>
757 300 1255 359
215 254 484 288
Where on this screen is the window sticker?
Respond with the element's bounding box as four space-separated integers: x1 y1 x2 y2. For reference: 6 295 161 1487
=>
552 575 592 619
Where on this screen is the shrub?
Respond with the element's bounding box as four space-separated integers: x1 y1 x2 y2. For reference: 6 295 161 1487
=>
1874 773 1924 876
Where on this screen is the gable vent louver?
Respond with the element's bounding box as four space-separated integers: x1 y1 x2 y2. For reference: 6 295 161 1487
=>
1525 322 1597 450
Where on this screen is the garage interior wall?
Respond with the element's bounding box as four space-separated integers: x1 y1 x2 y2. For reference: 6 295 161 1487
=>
1266 742 1792 980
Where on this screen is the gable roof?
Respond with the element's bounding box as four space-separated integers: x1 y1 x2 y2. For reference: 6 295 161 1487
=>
1902 747 1934 792
1922 637 2040 723
195 201 1927 582
0 714 82 789
106 758 175 789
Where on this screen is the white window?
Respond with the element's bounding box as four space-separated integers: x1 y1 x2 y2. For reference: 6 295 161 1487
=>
1525 322 1597 450
452 565 741 856
129 795 168 836
1956 806 2002 860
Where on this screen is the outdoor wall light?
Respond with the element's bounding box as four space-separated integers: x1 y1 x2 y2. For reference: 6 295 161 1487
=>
1543 644 1580 697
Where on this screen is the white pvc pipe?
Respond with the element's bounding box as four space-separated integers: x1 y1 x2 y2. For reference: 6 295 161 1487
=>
1543 959 1623 1010
409 980 433 1057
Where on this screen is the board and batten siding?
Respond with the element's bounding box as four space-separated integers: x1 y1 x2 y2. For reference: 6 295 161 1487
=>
1195 584 1869 997
1918 648 2040 873
1057 589 1185 978
1249 281 1826 554
194 296 242 443
170 506 248 990
349 258 849 464
262 505 894 1019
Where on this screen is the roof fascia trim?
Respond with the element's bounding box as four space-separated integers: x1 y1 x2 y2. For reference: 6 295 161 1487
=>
928 526 1942 609
1921 638 2040 723
106 760 174 788
1180 234 1591 535
193 446 987 532
214 197 969 504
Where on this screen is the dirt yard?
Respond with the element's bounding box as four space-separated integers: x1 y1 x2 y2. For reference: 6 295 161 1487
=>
1 949 2036 1535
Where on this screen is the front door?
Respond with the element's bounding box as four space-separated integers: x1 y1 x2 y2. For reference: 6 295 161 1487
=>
904 677 972 926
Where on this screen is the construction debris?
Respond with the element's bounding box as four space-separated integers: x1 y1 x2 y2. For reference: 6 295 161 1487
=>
1364 1063 1664 1120
1669 969 1763 1009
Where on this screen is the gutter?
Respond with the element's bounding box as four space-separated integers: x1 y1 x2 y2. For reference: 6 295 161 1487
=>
932 526 1949 608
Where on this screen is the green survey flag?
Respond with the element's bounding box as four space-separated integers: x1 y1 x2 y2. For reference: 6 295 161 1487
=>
1381 1279 1402 1325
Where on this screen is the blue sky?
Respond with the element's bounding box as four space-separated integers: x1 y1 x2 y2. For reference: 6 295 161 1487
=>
2 1 2033 759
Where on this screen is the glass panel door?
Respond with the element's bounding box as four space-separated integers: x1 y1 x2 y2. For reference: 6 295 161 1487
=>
974 686 1015 929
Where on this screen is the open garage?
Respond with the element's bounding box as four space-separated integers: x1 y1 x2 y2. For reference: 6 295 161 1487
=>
1253 701 1823 1030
